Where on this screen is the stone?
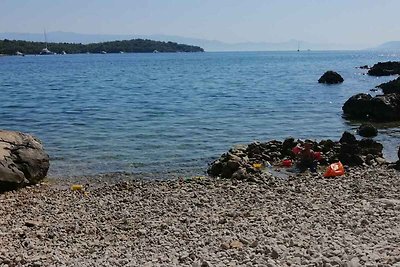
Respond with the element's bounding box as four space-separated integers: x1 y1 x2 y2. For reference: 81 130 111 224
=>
342 94 373 120
368 61 400 76
342 93 400 121
24 220 40 227
0 130 49 185
339 132 357 144
318 71 344 84
357 124 378 137
230 240 243 249
377 77 400 94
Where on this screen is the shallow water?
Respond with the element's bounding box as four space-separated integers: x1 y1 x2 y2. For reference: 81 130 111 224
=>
0 51 399 177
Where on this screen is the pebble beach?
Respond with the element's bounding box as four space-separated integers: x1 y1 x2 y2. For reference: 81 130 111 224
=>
1 166 399 267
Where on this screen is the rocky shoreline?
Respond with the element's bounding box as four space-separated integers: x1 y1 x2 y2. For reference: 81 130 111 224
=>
1 166 399 266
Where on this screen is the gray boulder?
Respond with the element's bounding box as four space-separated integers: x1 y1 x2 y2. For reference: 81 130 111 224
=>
0 130 49 185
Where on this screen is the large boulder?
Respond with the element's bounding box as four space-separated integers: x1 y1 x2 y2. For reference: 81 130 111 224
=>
368 61 400 76
377 77 400 94
358 123 378 137
342 93 373 120
0 130 49 185
318 71 344 84
342 93 400 121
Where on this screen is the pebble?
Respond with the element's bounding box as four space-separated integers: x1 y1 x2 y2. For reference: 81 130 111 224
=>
0 166 399 266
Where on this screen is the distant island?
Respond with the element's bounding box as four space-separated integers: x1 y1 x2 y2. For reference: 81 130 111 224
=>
0 38 204 55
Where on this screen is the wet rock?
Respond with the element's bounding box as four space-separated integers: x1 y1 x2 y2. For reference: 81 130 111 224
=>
318 71 344 84
357 124 378 138
368 61 400 76
342 93 373 120
0 130 49 185
377 77 400 94
342 93 400 121
359 65 369 69
340 132 357 144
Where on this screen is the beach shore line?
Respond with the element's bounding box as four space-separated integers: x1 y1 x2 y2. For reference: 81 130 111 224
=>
1 166 399 266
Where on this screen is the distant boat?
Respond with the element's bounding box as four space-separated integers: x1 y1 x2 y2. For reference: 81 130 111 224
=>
100 51 107 54
153 50 159 53
16 51 25 56
61 51 67 55
40 29 54 55
119 51 125 54
297 41 300 52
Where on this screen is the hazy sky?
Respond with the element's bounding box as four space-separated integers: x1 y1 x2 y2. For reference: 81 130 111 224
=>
1 0 399 45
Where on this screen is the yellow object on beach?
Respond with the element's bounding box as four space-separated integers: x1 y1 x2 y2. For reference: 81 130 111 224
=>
253 163 263 169
71 184 84 191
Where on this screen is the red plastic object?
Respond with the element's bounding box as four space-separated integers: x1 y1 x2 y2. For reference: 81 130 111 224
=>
323 161 345 177
282 159 292 167
292 146 301 155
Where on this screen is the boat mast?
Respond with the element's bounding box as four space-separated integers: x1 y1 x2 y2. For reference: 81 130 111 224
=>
44 28 48 49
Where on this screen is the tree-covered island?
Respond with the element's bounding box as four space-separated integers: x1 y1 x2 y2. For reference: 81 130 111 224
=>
0 39 204 55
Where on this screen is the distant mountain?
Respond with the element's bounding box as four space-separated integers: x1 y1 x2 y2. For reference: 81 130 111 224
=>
0 31 364 51
372 41 400 51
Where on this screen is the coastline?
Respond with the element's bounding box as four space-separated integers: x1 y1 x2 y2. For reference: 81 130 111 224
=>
1 166 399 266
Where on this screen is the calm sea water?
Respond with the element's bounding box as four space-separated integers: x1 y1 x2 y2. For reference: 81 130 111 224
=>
1 51 400 178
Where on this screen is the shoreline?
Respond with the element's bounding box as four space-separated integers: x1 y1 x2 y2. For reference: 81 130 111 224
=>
1 165 399 266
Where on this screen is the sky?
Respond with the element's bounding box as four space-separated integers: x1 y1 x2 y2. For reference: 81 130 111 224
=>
1 0 399 46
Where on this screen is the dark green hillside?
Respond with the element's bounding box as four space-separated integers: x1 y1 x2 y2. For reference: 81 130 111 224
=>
0 39 204 55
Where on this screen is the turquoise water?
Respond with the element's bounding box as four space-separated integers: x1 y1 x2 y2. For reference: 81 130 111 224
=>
1 51 400 177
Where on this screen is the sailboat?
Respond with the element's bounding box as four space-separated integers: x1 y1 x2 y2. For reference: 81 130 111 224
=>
40 29 54 55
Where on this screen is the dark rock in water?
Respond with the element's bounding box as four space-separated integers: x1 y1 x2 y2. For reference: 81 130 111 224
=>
359 65 369 69
339 131 357 144
358 123 378 137
370 94 400 121
377 77 400 94
342 93 400 121
358 139 383 157
318 71 344 84
342 93 373 120
0 130 49 185
368 61 400 76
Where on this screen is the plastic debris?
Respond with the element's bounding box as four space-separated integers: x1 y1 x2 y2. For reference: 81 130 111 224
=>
323 161 345 177
71 184 84 191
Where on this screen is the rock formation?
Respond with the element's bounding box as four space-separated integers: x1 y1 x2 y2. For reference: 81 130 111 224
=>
368 61 400 76
208 132 384 181
318 71 344 84
0 130 49 185
342 93 400 121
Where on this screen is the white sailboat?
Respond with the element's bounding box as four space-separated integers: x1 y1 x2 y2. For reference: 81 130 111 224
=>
40 29 54 55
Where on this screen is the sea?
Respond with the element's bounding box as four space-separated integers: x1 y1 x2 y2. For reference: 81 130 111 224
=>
1 51 400 178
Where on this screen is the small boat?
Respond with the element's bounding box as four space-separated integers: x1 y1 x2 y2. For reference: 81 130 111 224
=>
40 29 55 55
153 50 159 53
119 51 125 54
40 47 54 55
61 51 67 55
16 51 25 56
100 51 107 54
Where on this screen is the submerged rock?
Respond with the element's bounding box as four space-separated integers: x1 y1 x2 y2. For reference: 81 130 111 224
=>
368 61 400 76
318 71 344 84
377 77 400 94
358 123 378 137
0 130 49 185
